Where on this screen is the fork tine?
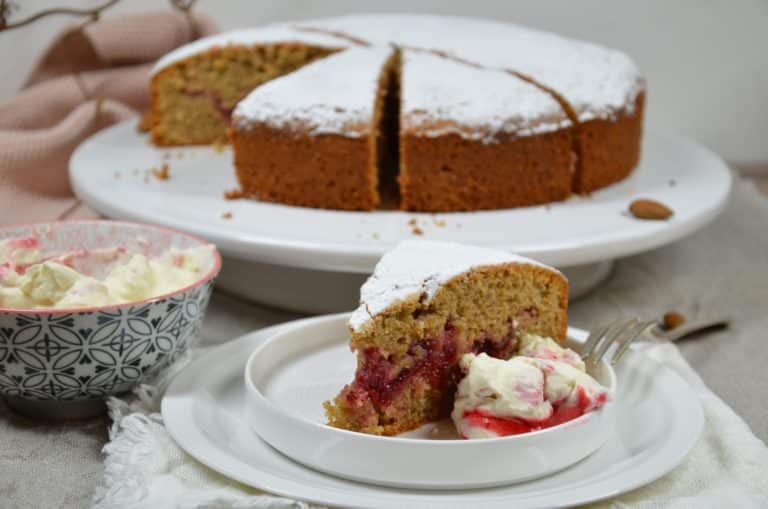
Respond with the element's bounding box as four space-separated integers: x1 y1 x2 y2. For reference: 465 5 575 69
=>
588 319 639 368
611 321 652 365
580 320 618 360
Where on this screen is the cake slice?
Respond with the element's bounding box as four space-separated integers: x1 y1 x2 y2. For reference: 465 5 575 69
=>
324 240 568 435
230 46 396 211
398 50 575 211
149 27 349 146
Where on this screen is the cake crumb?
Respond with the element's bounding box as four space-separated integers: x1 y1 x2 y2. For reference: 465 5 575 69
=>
212 140 226 153
136 111 152 133
151 163 171 181
412 227 424 236
408 218 418 226
662 310 686 330
224 188 245 200
222 211 233 220
162 152 171 161
176 151 185 159
433 218 447 227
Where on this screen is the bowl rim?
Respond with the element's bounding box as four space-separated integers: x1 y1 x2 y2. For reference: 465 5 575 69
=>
0 219 222 314
243 313 617 446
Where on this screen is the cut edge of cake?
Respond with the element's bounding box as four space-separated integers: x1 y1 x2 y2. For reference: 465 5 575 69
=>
324 240 568 435
149 27 352 146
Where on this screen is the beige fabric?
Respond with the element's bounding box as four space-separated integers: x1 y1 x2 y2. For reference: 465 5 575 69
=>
0 11 218 221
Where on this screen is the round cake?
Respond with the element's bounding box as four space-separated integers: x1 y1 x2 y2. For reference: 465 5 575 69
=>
149 14 644 212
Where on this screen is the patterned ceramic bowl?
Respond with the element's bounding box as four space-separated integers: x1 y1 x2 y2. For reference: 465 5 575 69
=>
0 220 221 419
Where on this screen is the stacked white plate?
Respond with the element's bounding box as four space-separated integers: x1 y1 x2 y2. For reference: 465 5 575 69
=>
162 314 704 508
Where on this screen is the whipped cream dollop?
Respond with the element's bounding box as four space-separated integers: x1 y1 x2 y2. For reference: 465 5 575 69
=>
452 334 609 439
0 237 215 309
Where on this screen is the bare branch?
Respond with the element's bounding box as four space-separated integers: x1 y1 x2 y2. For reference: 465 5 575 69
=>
0 0 120 31
169 0 199 12
1 0 19 30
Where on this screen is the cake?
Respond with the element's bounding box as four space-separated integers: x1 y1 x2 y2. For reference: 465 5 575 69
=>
149 15 644 210
324 240 569 435
230 46 396 210
399 50 574 211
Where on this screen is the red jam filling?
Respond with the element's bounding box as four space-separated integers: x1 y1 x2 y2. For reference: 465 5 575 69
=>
345 319 521 409
462 386 609 437
348 322 460 407
471 322 516 358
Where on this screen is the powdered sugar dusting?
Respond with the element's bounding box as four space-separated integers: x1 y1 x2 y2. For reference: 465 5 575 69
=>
401 50 571 142
151 25 350 76
349 240 563 332
233 46 393 137
298 14 643 121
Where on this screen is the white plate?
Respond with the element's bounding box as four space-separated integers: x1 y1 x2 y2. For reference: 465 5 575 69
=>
243 313 617 489
71 122 731 273
162 315 704 508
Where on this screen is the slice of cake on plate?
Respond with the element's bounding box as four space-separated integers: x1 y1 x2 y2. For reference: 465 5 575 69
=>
324 240 568 435
149 27 349 146
230 46 397 211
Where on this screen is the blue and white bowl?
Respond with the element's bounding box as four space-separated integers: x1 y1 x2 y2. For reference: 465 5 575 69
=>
0 220 221 418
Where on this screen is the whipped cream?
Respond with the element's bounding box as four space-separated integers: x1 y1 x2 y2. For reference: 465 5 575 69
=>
0 237 215 309
517 333 585 370
452 336 609 439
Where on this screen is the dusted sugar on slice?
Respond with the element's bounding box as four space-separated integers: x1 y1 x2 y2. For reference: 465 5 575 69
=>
231 46 396 211
149 26 350 146
399 50 575 211
452 348 609 439
324 240 569 435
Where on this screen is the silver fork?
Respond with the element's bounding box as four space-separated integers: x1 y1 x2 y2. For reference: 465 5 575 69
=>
580 316 730 368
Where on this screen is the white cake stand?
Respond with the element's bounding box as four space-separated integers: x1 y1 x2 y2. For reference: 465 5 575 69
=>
71 121 731 313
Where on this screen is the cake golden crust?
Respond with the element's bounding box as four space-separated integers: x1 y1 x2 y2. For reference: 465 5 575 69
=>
399 129 575 212
232 126 379 211
575 92 645 193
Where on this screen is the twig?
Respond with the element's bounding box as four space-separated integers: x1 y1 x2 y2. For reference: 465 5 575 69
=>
169 0 199 12
0 0 17 29
0 0 120 31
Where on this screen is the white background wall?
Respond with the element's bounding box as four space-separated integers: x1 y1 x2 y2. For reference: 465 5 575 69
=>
2 0 767 166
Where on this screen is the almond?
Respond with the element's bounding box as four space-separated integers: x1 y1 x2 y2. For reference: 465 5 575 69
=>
662 310 686 330
629 199 674 220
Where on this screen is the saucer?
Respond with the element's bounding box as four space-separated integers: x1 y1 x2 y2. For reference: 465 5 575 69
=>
162 315 704 508
243 314 617 489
